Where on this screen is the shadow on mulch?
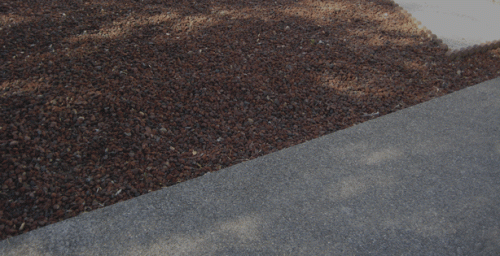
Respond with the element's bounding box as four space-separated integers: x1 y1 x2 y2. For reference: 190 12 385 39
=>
1 0 500 240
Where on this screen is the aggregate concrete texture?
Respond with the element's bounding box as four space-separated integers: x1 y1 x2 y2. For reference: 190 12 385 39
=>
1 77 500 255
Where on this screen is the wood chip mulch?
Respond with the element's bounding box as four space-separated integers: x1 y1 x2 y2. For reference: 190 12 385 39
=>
1 0 499 240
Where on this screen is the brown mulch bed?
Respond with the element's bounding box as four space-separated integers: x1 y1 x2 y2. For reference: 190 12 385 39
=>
1 0 499 240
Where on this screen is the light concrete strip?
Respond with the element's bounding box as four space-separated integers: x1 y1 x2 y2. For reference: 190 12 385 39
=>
1 77 500 255
392 0 500 56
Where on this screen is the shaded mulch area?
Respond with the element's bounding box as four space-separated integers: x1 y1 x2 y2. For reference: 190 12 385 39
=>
1 0 499 240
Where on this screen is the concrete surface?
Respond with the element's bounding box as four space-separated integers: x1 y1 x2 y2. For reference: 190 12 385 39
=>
392 0 500 53
1 77 499 255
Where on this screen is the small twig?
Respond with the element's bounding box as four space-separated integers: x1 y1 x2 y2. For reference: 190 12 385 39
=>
362 112 379 117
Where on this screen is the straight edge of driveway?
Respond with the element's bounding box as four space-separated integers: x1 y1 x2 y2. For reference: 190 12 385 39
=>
1 77 500 255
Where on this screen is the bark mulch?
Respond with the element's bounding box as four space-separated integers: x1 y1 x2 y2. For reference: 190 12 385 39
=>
1 0 499 240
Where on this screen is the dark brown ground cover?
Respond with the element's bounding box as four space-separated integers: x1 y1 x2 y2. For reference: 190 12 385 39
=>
1 0 499 240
